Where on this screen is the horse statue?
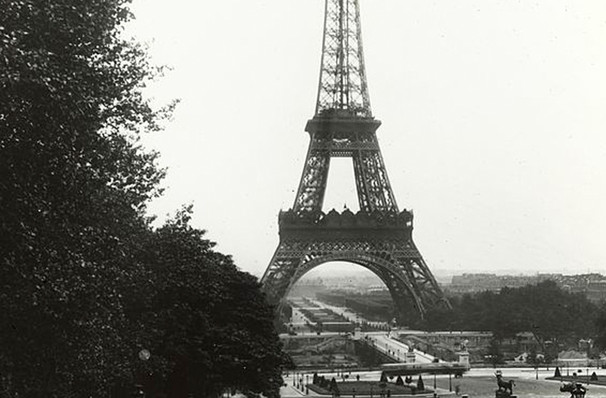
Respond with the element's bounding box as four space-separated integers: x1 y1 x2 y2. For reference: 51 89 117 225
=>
560 382 586 398
495 372 515 396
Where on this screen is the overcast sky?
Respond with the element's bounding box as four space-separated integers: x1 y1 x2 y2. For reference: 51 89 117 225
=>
126 0 606 280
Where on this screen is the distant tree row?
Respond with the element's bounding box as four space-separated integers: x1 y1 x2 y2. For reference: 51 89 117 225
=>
595 305 606 351
0 0 289 397
420 281 605 348
316 280 606 351
316 291 399 322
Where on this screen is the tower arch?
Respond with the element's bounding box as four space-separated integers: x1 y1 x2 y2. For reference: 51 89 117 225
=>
281 255 425 320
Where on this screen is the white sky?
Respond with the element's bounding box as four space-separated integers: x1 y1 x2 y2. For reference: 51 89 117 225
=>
127 0 606 280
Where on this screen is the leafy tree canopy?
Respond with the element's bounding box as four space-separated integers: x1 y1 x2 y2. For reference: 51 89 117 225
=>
0 1 287 397
421 281 598 345
594 303 606 352
1 0 166 395
126 208 290 398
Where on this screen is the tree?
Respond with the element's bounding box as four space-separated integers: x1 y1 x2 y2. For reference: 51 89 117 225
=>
329 377 338 393
0 0 169 396
544 341 558 365
487 338 505 367
595 303 606 352
416 375 424 391
422 281 600 348
125 208 291 398
527 346 538 366
1 1 290 397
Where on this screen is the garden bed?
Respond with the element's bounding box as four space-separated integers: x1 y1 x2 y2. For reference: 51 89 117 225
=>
307 381 431 396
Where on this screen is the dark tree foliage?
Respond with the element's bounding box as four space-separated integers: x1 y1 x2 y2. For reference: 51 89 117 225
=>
329 377 340 396
421 281 598 344
486 339 504 366
0 1 288 397
526 346 539 365
416 375 424 391
1 0 166 396
126 208 291 398
595 302 606 351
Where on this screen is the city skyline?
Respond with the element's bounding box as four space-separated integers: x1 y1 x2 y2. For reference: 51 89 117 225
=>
127 0 606 279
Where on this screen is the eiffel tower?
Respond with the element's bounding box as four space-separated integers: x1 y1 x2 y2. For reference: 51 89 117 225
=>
261 0 450 321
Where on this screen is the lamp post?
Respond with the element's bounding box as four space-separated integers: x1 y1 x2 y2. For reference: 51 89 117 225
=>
133 349 150 398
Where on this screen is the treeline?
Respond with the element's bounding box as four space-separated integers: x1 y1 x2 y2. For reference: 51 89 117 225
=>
421 281 604 347
317 282 606 351
0 1 289 397
317 291 394 322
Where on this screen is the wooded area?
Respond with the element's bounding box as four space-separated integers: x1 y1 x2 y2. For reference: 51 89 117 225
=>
0 1 289 397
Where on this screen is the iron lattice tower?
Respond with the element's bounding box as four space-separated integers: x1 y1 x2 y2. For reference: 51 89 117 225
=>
261 0 450 321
